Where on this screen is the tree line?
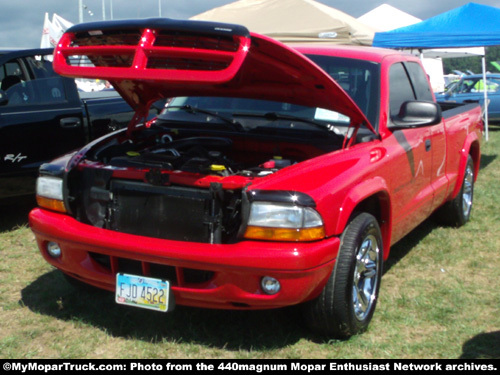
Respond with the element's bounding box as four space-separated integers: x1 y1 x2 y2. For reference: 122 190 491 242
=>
443 46 500 74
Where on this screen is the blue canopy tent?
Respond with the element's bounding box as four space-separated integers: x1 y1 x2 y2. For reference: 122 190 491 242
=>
372 3 500 48
373 2 500 140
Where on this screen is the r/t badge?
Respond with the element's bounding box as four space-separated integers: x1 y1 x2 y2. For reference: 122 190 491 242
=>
4 153 28 163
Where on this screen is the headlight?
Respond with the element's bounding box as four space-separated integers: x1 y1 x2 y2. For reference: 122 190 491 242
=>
244 202 325 242
36 176 67 213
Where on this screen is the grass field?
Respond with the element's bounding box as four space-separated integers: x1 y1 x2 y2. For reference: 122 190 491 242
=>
0 128 499 359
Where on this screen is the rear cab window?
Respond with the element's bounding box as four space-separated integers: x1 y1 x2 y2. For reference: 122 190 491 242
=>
389 61 433 118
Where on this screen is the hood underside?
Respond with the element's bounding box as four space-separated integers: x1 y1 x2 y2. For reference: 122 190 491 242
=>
53 18 373 133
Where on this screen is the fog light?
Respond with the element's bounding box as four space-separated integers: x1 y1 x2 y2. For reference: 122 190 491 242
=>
261 276 281 295
46 242 62 258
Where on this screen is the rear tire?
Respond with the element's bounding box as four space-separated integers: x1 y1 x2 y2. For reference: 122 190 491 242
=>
303 213 383 339
436 155 474 227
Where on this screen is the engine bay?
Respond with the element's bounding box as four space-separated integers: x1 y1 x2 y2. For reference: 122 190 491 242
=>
107 136 295 178
88 128 339 179
66 125 342 243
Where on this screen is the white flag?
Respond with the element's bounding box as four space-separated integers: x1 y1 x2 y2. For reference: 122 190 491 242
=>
40 13 74 48
52 14 73 32
40 12 52 48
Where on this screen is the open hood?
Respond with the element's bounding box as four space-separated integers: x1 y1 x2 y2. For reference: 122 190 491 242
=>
53 18 373 133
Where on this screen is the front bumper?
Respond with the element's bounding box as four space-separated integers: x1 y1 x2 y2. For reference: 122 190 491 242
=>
29 208 340 310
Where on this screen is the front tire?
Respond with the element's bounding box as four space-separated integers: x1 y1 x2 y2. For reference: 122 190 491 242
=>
303 213 383 339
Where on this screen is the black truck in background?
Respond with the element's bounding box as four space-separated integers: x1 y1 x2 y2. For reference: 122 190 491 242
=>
0 48 154 201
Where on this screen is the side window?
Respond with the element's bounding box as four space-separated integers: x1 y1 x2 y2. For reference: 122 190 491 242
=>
458 79 475 93
0 59 30 106
0 60 27 90
470 78 500 92
389 63 415 117
405 62 433 101
0 55 67 107
26 55 57 79
25 55 67 105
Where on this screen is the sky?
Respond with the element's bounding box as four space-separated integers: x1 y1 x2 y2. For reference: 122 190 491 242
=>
1 0 500 48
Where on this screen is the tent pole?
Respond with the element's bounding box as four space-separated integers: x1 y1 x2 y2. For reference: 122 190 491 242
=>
482 56 489 141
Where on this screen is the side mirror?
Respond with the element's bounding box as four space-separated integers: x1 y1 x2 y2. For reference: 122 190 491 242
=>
390 101 442 129
0 90 8 106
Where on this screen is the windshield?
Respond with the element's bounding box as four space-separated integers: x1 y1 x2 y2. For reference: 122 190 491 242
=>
158 55 380 132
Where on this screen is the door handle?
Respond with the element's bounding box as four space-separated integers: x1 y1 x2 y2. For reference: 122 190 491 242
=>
60 117 81 128
425 139 431 152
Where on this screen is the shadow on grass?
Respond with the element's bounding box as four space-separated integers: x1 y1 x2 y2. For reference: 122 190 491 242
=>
479 153 497 170
20 270 312 350
21 219 440 350
460 331 500 359
0 196 36 233
383 219 438 274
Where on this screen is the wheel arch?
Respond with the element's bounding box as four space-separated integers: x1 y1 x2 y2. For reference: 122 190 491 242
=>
451 134 481 199
334 178 392 260
469 138 481 182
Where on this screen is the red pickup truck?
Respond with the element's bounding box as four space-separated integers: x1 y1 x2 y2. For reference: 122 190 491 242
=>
29 19 482 338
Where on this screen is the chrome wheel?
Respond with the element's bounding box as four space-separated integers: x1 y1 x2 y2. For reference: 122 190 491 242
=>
462 163 474 218
303 213 383 338
353 234 380 321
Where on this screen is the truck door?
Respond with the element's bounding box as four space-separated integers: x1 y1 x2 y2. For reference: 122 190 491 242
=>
0 52 85 198
387 62 435 243
404 62 448 210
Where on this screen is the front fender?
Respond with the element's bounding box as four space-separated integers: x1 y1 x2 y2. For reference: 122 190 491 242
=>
333 176 392 259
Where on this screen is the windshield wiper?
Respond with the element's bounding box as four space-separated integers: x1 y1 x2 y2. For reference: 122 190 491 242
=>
233 112 339 133
165 105 245 131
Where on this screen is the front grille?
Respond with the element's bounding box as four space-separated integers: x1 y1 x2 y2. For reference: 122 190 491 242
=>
89 252 214 286
54 21 251 84
66 29 238 70
76 169 243 244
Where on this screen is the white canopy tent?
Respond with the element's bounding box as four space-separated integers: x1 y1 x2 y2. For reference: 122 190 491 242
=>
357 3 421 31
190 0 375 46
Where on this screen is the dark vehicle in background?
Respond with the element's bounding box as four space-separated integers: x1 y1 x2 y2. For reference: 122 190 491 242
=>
435 74 500 122
0 48 147 201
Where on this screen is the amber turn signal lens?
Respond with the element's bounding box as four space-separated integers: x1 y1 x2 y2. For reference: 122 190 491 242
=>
36 196 67 213
244 225 325 242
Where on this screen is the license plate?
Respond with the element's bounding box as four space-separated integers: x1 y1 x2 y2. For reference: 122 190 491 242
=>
115 273 170 312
